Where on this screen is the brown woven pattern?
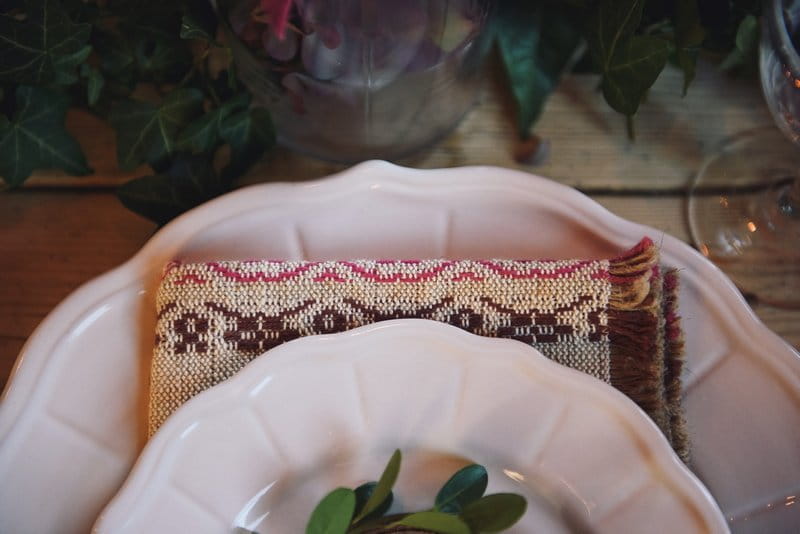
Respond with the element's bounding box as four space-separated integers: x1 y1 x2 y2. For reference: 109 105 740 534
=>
150 238 687 459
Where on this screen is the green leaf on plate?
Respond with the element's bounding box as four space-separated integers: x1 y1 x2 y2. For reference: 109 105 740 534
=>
353 481 393 522
496 1 582 138
393 511 471 534
305 487 357 534
0 0 91 85
110 87 203 171
435 464 488 514
353 450 401 523
459 493 527 533
116 154 229 225
0 85 91 187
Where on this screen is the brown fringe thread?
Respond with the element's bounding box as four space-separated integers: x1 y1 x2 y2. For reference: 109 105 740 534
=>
663 269 689 463
606 238 688 459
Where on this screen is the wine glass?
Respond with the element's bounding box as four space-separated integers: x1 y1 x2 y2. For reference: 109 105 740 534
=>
688 0 800 308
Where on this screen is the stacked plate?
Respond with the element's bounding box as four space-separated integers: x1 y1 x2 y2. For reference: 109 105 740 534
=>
1 161 798 533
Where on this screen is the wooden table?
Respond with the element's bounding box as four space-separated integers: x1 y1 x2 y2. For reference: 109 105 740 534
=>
2 60 798 391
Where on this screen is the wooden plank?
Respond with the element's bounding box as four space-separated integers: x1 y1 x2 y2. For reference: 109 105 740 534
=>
1 191 796 393
252 58 771 192
591 195 692 242
0 191 155 340
23 58 771 192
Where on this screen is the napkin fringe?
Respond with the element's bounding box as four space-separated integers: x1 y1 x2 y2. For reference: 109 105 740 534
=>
663 269 689 462
607 238 671 446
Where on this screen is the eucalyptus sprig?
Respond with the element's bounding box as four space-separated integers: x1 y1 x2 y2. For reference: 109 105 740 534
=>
304 450 527 534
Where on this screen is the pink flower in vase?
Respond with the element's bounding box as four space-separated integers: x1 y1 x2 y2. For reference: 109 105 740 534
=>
259 0 293 39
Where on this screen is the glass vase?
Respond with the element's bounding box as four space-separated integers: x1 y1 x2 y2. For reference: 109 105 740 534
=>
221 0 494 162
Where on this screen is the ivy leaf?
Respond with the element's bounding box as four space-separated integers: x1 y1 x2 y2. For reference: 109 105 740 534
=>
133 37 193 84
110 88 203 171
51 44 92 86
353 482 393 522
459 494 527 533
601 35 670 116
720 14 759 71
497 2 582 138
305 487 356 534
95 29 137 88
83 65 104 106
588 0 644 68
0 85 90 187
219 106 276 179
177 92 250 153
117 5 183 43
116 154 228 225
0 0 91 84
352 450 401 524
588 0 669 118
673 0 705 95
435 464 488 514
393 512 471 534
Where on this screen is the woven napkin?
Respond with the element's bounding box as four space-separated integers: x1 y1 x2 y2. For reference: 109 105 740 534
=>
150 237 688 460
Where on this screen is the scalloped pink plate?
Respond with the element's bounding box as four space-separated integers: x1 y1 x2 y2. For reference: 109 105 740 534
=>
93 320 728 533
1 161 798 533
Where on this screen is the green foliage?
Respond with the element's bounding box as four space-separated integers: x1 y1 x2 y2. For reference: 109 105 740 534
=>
305 488 357 534
352 449 401 523
110 88 204 171
673 0 706 95
0 86 90 186
0 0 762 218
720 15 760 72
352 482 393 522
393 511 471 534
459 494 527 533
435 464 488 514
496 0 762 137
587 1 670 117
496 2 582 138
116 154 228 225
0 0 275 223
0 0 91 85
301 452 526 534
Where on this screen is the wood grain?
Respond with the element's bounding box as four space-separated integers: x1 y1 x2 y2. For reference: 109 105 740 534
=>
0 191 155 393
1 192 796 393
